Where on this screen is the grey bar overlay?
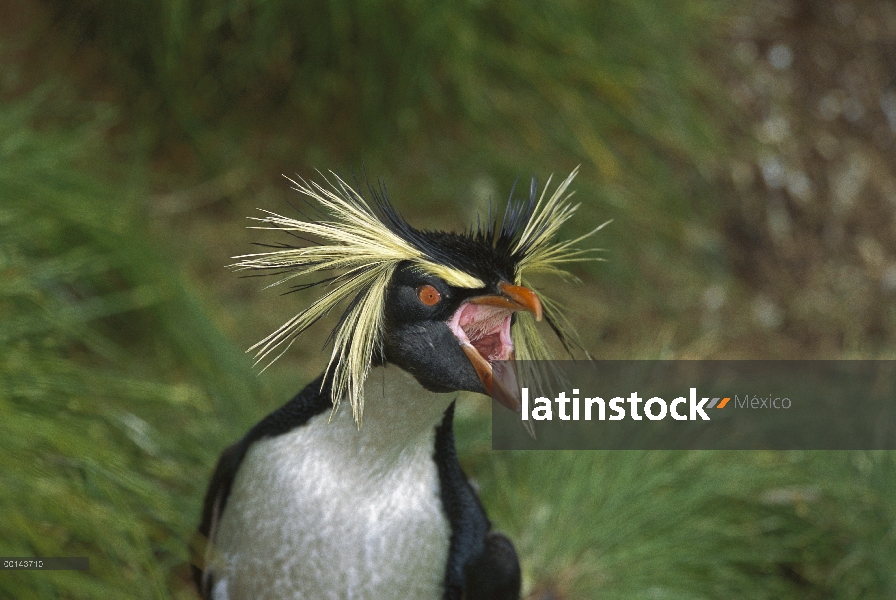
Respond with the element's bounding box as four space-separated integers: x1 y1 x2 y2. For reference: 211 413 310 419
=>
491 360 896 450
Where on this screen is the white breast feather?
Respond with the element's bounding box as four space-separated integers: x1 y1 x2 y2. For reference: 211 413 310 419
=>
211 367 456 600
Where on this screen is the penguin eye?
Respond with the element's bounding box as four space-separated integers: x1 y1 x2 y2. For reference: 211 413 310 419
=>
417 284 441 306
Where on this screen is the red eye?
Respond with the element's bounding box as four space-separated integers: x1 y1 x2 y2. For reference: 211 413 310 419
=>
417 284 441 306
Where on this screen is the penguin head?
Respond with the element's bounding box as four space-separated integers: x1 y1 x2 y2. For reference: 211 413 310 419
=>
381 260 543 410
233 169 605 423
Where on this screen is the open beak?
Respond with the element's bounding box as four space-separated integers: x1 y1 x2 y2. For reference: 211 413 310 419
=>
447 282 543 412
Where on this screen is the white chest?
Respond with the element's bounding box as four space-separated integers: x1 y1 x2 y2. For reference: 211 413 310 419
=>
211 368 456 600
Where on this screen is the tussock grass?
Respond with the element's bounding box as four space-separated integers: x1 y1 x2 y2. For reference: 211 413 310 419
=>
0 96 259 598
456 415 896 599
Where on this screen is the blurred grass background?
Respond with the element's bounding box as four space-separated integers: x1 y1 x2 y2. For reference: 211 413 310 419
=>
2 0 896 597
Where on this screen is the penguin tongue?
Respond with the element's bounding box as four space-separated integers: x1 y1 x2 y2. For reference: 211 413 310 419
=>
451 303 514 359
448 303 521 411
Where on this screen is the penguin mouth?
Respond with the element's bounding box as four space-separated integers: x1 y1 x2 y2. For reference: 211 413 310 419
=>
446 282 543 411
447 303 515 363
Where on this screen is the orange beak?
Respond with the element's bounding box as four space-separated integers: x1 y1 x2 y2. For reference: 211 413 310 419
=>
468 282 543 322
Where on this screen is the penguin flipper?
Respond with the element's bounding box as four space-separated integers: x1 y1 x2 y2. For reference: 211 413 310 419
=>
191 441 244 599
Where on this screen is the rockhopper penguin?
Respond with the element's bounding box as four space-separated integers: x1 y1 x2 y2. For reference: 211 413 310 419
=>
191 168 603 599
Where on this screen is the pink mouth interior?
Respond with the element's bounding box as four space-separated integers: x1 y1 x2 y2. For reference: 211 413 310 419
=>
447 303 514 362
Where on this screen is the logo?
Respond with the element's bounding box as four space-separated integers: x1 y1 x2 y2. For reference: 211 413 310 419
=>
520 388 737 422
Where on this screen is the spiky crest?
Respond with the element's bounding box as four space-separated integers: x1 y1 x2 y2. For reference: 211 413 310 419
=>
232 167 606 424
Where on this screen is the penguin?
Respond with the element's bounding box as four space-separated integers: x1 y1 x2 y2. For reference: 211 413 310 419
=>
191 167 603 599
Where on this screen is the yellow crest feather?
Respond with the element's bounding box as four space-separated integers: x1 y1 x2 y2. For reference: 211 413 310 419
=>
235 168 605 424
232 171 483 422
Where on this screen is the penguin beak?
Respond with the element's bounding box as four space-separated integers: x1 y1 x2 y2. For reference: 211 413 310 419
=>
467 283 543 322
447 283 543 411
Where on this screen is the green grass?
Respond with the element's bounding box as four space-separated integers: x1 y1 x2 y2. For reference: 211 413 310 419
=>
47 0 734 306
2 1 895 598
451 403 896 599
0 94 260 598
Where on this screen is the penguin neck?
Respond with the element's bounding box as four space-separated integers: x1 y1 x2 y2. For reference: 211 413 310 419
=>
322 364 456 468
